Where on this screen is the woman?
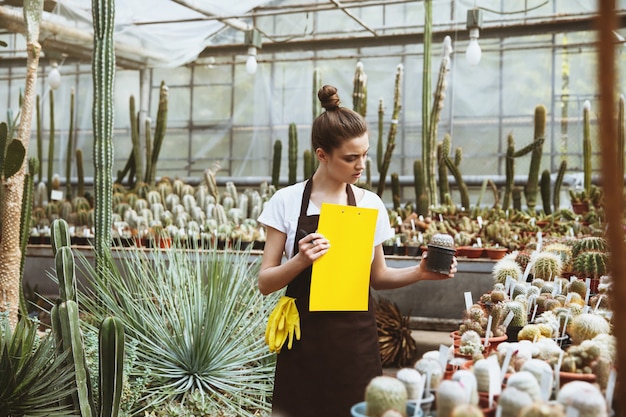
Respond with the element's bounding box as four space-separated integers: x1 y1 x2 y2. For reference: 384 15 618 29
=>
258 85 457 417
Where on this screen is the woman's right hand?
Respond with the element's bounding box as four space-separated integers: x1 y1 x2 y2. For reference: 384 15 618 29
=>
297 232 330 263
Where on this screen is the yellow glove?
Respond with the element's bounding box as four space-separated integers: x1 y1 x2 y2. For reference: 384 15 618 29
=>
265 296 290 351
265 296 300 353
284 299 301 350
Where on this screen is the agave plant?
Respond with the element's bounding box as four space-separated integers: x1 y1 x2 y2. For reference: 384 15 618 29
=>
73 243 278 416
0 313 78 416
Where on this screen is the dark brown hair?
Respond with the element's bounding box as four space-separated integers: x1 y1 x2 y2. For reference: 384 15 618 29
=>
311 85 368 153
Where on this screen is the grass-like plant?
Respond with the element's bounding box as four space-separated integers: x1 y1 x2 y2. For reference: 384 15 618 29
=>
74 243 278 416
0 313 78 416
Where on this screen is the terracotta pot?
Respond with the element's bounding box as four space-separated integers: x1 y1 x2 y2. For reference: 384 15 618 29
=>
458 246 485 258
485 247 508 260
559 371 597 387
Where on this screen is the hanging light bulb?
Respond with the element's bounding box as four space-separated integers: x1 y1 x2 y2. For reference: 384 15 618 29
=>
47 61 61 90
246 46 258 74
465 28 482 66
465 8 483 66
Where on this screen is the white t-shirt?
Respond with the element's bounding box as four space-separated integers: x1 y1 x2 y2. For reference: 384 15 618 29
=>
258 181 395 259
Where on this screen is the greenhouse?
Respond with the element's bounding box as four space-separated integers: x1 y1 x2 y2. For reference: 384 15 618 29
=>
0 0 625 416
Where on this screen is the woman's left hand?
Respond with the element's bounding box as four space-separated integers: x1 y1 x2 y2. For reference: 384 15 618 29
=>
418 251 457 280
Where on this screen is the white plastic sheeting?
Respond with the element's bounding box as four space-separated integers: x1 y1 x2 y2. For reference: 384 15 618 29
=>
43 0 271 68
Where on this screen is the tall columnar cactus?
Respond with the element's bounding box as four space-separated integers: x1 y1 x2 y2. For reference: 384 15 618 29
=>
271 139 282 188
421 0 433 205
441 135 470 210
92 0 116 265
553 159 567 210
288 122 297 185
377 98 384 173
76 148 85 197
18 157 38 316
437 142 450 204
145 81 168 186
376 64 403 197
312 67 322 120
540 169 551 214
47 88 55 199
582 100 592 195
503 133 515 210
50 219 125 417
424 36 453 208
391 172 401 210
65 88 75 199
36 94 43 182
0 0 43 327
352 61 367 118
413 159 429 216
303 149 313 179
524 104 546 213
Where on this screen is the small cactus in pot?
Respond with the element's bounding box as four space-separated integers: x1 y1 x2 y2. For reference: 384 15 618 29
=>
364 376 408 417
426 233 455 274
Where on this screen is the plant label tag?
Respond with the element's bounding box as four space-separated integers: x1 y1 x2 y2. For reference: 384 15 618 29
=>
536 231 542 251
594 295 604 312
523 263 532 282
531 304 538 322
606 368 617 407
585 287 591 305
565 293 573 303
503 311 514 328
464 292 473 311
500 346 514 381
554 350 564 393
540 368 552 401
484 316 492 347
439 344 450 371
51 189 64 201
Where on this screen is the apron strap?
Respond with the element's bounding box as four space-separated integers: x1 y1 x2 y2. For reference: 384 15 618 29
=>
299 178 357 218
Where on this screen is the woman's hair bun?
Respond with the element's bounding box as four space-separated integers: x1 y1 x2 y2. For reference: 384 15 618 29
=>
318 85 340 110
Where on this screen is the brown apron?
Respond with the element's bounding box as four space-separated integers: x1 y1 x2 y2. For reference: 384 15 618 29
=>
271 179 382 417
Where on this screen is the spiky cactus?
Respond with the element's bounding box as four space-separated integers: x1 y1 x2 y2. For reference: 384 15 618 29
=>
523 105 546 213
540 169 551 214
145 81 168 186
18 157 38 316
91 0 116 267
572 250 610 280
437 142 450 205
413 159 429 216
352 61 367 117
47 88 56 199
582 100 592 194
50 219 125 417
364 376 408 417
271 139 282 188
65 88 75 199
377 64 402 197
531 251 562 281
303 149 313 179
288 123 297 185
553 159 567 210
76 148 85 196
441 135 470 210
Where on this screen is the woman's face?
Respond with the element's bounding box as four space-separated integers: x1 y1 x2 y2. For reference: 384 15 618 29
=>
324 132 369 184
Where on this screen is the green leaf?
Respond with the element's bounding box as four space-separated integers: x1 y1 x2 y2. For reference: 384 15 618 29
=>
4 139 25 179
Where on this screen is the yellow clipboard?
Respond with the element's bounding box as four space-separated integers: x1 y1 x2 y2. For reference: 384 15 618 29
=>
310 203 378 311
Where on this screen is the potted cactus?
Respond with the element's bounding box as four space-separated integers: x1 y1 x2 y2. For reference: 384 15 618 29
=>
425 233 455 274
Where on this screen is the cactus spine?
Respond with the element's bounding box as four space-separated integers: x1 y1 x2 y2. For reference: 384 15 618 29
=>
377 64 402 197
352 61 367 117
65 88 75 199
582 100 592 194
288 123 297 185
92 0 115 267
272 139 282 188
